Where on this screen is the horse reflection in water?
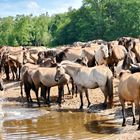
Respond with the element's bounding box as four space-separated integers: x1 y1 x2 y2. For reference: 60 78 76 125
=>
55 60 113 109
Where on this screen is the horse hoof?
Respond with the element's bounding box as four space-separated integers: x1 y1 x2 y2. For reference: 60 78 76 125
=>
79 106 83 110
103 103 107 109
122 124 126 127
47 103 51 107
87 103 91 108
132 123 136 126
137 126 140 130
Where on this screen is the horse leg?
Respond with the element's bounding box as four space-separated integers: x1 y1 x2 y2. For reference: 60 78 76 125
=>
106 77 113 108
66 84 71 96
132 102 136 125
10 67 15 80
71 78 74 97
41 85 48 104
84 88 91 108
18 65 21 80
34 87 40 107
121 99 126 127
24 83 32 105
14 67 18 80
75 85 78 97
135 101 140 130
138 104 140 130
40 83 47 100
100 87 108 108
46 87 51 106
57 85 64 107
4 63 9 80
20 81 24 103
77 86 83 110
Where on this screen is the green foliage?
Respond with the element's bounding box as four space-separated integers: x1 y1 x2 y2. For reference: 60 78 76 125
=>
0 0 140 47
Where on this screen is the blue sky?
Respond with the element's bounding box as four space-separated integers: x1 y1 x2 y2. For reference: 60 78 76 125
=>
0 0 83 17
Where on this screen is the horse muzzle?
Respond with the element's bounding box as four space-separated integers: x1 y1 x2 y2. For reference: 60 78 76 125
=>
55 76 61 82
55 75 64 82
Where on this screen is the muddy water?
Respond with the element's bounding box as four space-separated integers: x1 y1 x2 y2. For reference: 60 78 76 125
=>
0 102 121 140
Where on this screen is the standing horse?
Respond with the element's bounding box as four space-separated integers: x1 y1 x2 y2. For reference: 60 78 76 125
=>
31 67 71 106
55 60 113 109
118 71 140 130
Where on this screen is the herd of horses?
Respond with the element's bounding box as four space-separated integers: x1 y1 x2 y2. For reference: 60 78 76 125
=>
0 36 140 130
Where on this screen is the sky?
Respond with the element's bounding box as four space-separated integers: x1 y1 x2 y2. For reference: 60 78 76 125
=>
0 0 83 17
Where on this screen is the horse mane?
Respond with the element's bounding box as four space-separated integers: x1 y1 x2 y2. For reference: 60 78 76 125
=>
44 50 57 58
55 51 66 63
82 49 96 67
61 60 83 69
62 48 71 53
122 51 135 70
74 58 87 66
129 65 140 73
122 55 127 69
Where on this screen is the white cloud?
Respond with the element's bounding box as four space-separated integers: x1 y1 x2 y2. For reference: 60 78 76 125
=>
47 0 82 16
0 0 82 17
27 1 40 14
27 1 39 10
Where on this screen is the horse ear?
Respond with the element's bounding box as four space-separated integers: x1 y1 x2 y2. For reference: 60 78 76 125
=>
133 41 136 48
119 71 124 78
119 70 131 78
107 42 112 49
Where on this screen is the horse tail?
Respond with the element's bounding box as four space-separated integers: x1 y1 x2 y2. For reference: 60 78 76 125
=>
106 75 113 108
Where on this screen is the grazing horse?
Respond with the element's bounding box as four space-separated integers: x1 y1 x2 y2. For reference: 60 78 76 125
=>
118 71 140 130
55 60 113 109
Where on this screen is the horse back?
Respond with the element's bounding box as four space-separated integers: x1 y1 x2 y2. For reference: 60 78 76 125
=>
119 73 140 101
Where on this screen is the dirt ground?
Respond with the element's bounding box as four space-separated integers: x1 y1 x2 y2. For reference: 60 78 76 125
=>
1 78 140 140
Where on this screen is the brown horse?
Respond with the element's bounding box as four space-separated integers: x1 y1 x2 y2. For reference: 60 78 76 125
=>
29 67 71 106
20 60 70 106
118 71 140 130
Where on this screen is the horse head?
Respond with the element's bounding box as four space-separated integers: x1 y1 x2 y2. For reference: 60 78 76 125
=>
74 57 88 66
122 51 136 70
55 51 66 63
107 43 113 57
55 64 66 82
100 44 109 59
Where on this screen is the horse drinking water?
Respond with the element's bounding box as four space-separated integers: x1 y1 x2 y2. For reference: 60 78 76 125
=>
55 60 113 109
